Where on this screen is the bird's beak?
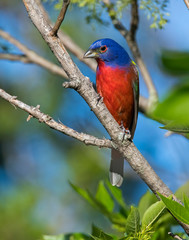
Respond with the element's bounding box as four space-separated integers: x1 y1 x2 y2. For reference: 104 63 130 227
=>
83 49 98 58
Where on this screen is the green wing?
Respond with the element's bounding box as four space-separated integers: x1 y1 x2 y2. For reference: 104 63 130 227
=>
130 63 139 139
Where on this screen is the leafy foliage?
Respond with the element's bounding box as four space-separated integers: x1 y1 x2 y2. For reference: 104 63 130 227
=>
0 186 46 240
152 82 189 134
40 181 189 240
125 206 140 235
140 0 169 29
158 193 189 225
161 51 189 75
69 180 182 240
53 0 169 29
151 50 189 137
175 181 189 199
142 201 165 227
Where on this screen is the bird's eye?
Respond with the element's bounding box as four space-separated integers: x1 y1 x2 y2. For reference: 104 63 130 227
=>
100 45 107 53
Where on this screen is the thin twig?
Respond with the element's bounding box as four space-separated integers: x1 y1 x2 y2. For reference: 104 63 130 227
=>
0 88 112 149
184 0 189 9
50 0 70 36
38 0 97 71
0 30 67 78
0 53 32 63
130 0 139 41
168 232 185 240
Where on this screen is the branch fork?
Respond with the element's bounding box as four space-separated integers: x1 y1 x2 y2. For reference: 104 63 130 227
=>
50 0 70 36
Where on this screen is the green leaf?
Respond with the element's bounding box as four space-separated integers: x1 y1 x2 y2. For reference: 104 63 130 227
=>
183 193 189 211
175 181 189 200
125 206 140 235
70 182 97 208
161 51 189 75
154 211 177 228
95 181 114 213
70 182 126 227
138 191 157 219
142 201 166 227
70 182 108 214
158 193 189 225
160 121 189 133
105 181 127 209
152 82 189 134
91 225 114 240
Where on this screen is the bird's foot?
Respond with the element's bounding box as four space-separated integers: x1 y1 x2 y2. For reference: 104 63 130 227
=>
123 129 132 141
126 129 132 139
119 123 132 141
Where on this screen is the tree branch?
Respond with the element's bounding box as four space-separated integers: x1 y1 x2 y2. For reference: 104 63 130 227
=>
184 0 189 9
0 53 32 63
0 30 67 78
103 0 158 110
0 88 111 148
168 232 185 240
130 0 139 41
50 0 70 36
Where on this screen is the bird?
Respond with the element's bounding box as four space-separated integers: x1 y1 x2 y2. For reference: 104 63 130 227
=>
84 38 139 187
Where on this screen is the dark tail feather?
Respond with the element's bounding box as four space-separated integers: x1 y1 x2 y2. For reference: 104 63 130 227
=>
109 149 124 187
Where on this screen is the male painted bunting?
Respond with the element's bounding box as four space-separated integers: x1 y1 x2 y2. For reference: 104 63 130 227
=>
84 38 139 187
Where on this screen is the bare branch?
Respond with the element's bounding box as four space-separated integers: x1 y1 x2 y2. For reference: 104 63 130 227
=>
139 96 149 114
0 30 67 78
184 0 189 9
0 88 112 148
0 53 32 63
130 0 139 41
50 0 70 36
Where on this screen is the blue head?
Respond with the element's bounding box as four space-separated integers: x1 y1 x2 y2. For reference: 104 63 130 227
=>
84 38 131 67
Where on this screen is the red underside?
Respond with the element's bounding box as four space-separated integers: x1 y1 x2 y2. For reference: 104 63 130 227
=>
96 60 136 130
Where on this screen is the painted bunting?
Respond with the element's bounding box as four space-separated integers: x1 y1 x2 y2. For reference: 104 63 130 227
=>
84 38 139 187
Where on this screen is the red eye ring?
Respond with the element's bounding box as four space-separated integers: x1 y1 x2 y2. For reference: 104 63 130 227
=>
100 45 107 53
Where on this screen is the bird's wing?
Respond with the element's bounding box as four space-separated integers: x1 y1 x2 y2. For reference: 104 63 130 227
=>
130 63 139 139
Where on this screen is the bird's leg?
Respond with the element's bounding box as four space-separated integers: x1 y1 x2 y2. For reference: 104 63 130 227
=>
119 121 132 141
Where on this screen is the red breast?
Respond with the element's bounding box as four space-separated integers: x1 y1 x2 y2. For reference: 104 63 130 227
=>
96 60 136 130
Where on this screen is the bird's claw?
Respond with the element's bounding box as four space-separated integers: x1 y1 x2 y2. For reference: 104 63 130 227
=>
124 129 132 141
118 124 132 142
